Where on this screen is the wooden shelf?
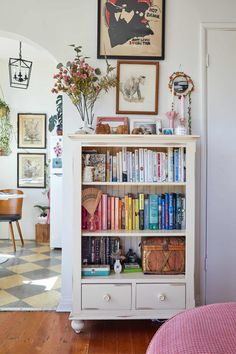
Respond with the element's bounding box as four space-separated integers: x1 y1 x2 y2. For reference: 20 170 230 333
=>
82 182 186 186
82 230 186 237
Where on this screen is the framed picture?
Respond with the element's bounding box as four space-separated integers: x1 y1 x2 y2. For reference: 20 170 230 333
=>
130 118 160 135
96 116 129 134
97 0 165 60
17 113 46 149
17 153 46 188
116 61 159 115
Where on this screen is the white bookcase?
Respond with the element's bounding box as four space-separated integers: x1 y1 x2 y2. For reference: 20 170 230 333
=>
68 134 199 333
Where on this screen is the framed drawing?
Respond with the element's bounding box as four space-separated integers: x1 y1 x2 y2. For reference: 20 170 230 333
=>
17 153 46 188
17 113 46 149
97 0 165 60
116 61 159 115
96 116 129 134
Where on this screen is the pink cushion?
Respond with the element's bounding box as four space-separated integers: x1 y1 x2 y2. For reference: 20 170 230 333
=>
146 303 236 354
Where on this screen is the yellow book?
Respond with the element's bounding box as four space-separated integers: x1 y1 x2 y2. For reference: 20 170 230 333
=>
125 195 129 230
135 198 139 230
128 194 133 231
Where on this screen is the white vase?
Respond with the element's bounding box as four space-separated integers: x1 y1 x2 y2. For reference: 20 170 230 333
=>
37 216 47 224
114 259 122 274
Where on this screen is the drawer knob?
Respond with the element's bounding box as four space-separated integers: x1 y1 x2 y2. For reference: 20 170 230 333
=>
103 294 111 302
158 294 166 302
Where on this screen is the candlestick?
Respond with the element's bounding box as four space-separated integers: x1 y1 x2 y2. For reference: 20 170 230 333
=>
166 111 178 130
180 95 185 118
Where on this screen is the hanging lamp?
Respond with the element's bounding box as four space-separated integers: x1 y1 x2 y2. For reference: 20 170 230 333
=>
9 42 32 89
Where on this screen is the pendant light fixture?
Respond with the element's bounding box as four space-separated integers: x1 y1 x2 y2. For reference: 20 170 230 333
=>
9 42 32 89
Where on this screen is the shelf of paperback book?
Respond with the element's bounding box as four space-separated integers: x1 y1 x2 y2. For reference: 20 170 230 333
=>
82 182 187 186
81 272 186 283
82 230 186 237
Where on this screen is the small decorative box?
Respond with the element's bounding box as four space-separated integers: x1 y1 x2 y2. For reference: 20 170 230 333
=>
82 264 110 276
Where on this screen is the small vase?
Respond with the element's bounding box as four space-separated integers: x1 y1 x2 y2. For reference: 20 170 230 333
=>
114 259 122 274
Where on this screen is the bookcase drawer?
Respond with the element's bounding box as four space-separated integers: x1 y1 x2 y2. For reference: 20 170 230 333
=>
136 283 185 310
82 284 132 310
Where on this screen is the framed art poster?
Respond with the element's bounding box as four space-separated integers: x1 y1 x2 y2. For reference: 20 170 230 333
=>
17 113 46 149
116 61 159 115
17 153 46 188
97 0 165 60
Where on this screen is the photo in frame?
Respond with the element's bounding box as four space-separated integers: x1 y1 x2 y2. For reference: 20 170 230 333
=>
17 113 46 149
116 61 159 115
130 118 161 135
17 153 46 188
97 0 165 60
96 116 129 134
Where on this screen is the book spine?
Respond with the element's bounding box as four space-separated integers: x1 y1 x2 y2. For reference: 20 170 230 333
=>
122 147 127 182
144 149 148 182
176 193 181 229
109 155 113 182
129 151 133 182
139 193 144 230
132 199 136 230
102 194 108 230
118 199 122 230
116 152 120 182
149 194 158 230
106 150 110 182
127 152 130 182
112 156 117 182
165 193 169 230
135 198 139 230
181 195 186 229
110 196 115 230
128 194 133 230
132 153 135 183
158 195 162 230
125 195 129 230
134 149 139 182
153 151 157 182
157 152 161 182
174 148 179 182
168 193 174 230
97 200 102 230
144 197 149 229
121 198 125 229
147 150 153 182
139 149 144 182
180 147 184 182
168 147 174 182
161 195 165 230
115 197 119 230
118 152 122 182
107 196 111 230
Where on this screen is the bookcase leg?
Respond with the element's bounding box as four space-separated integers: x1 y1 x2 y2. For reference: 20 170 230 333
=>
71 320 84 333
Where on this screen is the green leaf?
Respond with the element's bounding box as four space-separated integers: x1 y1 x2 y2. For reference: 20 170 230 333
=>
48 115 57 132
95 68 101 75
56 63 63 69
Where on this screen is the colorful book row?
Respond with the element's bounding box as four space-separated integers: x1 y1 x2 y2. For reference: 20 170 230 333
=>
82 147 186 183
82 193 186 231
82 237 120 266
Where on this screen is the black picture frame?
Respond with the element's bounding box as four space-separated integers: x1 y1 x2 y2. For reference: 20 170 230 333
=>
97 0 165 60
17 113 47 149
17 153 46 189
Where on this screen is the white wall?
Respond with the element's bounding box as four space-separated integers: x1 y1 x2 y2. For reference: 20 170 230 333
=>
1 0 236 309
0 37 57 239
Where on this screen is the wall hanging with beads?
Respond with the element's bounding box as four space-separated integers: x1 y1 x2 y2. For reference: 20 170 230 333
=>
167 71 195 135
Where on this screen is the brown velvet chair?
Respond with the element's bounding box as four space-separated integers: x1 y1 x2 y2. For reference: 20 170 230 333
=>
0 189 24 252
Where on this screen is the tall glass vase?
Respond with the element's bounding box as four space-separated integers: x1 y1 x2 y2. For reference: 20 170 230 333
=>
74 95 95 134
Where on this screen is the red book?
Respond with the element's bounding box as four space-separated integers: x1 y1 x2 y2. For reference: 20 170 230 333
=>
111 196 115 230
107 196 111 229
102 194 108 230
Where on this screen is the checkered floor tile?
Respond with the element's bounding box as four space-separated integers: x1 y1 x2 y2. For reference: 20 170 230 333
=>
0 240 61 310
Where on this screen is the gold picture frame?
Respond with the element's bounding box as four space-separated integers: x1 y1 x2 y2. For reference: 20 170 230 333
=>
17 113 46 149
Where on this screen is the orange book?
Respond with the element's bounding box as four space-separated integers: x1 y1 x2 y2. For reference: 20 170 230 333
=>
111 196 115 230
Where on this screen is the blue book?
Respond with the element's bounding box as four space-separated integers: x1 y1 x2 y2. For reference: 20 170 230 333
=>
161 195 165 230
165 193 169 230
168 193 174 230
174 149 179 182
158 195 162 230
149 194 158 230
176 193 182 229
144 198 149 229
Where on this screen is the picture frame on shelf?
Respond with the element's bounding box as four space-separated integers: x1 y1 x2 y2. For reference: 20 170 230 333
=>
130 118 161 135
97 0 165 60
17 153 46 188
116 61 159 115
17 113 46 149
96 116 129 134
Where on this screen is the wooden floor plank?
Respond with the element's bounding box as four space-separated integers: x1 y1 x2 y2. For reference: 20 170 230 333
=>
0 313 160 354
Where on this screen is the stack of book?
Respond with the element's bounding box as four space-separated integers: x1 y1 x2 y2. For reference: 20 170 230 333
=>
82 236 120 266
82 192 186 231
82 147 186 183
123 263 142 273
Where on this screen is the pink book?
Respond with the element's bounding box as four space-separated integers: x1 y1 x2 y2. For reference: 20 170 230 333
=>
102 194 108 230
107 196 111 229
111 196 115 230
97 199 102 230
82 206 87 230
115 197 119 230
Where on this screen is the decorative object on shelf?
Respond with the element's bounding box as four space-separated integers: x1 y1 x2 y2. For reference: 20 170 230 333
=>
17 113 46 149
97 0 165 60
82 188 102 231
52 45 116 134
34 204 50 224
95 116 129 134
111 250 125 274
162 128 174 135
116 61 159 115
168 71 194 134
125 248 138 263
17 153 46 188
48 95 63 135
166 110 178 131
9 42 32 89
130 118 159 135
0 91 12 156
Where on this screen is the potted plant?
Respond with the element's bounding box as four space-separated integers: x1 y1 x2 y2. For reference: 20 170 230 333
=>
0 98 12 156
34 205 50 224
48 95 63 135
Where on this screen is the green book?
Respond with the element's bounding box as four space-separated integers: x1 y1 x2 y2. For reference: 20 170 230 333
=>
123 268 143 273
